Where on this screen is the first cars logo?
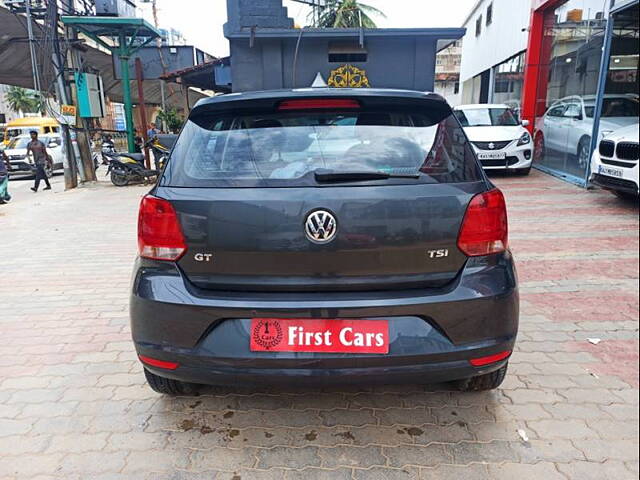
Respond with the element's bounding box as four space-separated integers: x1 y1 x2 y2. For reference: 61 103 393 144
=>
252 319 283 350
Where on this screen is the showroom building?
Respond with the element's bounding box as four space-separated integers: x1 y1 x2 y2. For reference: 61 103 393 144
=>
460 0 638 186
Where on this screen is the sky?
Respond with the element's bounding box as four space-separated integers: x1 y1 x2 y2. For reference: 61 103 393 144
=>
141 0 477 57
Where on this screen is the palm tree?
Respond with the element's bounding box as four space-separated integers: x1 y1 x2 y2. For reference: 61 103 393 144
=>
315 0 385 28
4 86 39 117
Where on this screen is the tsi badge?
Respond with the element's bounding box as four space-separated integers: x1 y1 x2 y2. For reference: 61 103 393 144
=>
428 249 449 259
194 253 213 262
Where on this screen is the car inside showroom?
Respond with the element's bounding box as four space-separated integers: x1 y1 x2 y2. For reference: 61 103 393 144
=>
522 0 639 186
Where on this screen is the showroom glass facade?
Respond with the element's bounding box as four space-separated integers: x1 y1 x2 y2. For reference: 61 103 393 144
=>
529 0 639 184
493 52 526 119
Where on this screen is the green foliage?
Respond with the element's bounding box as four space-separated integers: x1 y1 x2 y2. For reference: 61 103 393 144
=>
157 108 184 133
314 0 385 28
4 86 41 115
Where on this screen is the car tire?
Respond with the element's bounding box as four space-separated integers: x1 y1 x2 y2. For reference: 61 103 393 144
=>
577 136 591 167
516 166 532 176
534 133 545 161
455 364 508 392
143 368 200 396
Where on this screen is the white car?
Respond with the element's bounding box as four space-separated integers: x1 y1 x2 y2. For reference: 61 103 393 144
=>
535 94 639 168
454 104 533 175
590 123 639 200
4 134 64 178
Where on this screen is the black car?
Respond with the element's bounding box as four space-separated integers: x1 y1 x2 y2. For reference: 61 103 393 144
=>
131 88 519 395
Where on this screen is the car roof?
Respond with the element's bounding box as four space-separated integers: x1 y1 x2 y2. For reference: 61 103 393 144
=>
454 104 510 110
192 88 450 116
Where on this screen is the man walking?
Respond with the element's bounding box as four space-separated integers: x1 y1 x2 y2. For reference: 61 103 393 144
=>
26 130 51 192
0 150 11 204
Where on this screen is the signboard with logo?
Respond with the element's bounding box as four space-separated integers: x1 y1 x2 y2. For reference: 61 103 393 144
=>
328 65 371 88
60 104 77 125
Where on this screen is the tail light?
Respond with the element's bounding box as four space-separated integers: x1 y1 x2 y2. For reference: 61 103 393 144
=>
138 195 187 261
457 189 508 257
139 355 179 370
470 350 512 366
278 99 361 110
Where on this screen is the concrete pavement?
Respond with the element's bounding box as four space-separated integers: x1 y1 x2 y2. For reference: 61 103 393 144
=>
0 170 638 479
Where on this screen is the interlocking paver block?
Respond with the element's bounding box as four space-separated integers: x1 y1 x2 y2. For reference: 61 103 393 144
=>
0 171 637 479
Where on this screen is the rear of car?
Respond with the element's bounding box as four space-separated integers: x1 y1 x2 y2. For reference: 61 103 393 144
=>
590 124 639 199
454 105 533 174
130 89 519 394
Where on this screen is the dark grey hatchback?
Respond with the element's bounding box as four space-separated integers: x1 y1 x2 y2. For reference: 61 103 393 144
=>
131 88 518 395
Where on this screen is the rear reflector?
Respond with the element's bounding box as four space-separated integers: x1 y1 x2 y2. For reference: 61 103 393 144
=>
138 355 179 370
469 350 512 367
457 189 508 257
278 99 361 110
138 195 187 261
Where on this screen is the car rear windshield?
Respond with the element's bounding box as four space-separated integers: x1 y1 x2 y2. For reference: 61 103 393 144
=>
455 108 519 127
163 108 482 187
585 98 639 118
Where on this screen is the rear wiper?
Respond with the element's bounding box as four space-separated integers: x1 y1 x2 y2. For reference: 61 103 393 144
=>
314 169 420 183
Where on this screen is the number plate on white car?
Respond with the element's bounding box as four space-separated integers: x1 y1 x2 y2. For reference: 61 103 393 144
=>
478 152 507 160
598 165 623 178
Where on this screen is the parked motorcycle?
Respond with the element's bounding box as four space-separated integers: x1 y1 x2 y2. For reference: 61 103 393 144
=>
105 151 159 187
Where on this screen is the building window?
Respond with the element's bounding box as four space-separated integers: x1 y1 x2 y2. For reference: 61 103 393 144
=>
486 3 493 26
475 15 482 36
328 53 368 63
0 114 6 124
328 43 368 63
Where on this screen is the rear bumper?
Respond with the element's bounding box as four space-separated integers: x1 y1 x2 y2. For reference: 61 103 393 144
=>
130 252 519 386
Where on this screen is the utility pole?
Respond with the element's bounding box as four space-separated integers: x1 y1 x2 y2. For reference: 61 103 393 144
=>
50 2 79 190
135 57 151 169
24 0 41 93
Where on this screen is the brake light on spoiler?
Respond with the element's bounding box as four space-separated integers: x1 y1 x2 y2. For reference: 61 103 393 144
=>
278 99 361 111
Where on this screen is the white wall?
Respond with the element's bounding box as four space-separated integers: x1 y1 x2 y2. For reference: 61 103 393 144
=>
459 0 531 84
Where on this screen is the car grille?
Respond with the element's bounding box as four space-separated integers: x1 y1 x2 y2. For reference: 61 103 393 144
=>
599 140 615 158
480 156 520 167
9 155 26 161
592 174 639 194
616 142 639 161
473 141 512 151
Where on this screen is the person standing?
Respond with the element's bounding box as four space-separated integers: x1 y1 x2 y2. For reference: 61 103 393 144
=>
26 130 51 192
146 122 159 140
0 150 11 204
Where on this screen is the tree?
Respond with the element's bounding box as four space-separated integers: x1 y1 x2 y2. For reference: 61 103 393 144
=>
314 0 385 28
4 86 40 116
156 108 184 133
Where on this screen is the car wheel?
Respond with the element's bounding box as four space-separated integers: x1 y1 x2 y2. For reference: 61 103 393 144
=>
516 166 532 176
455 364 508 391
577 136 591 167
143 368 200 396
533 133 545 161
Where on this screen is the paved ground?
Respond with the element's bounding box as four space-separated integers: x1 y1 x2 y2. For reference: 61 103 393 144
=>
1 170 638 480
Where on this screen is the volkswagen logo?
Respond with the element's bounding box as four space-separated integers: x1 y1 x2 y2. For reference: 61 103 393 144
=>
305 210 337 244
488 142 496 150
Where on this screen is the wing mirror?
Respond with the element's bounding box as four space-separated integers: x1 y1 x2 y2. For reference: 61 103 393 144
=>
49 141 60 148
521 119 530 127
